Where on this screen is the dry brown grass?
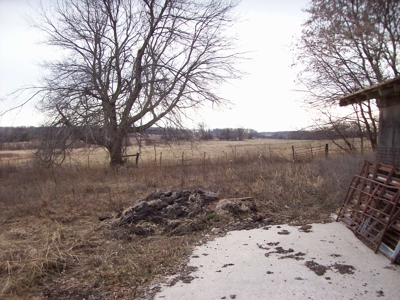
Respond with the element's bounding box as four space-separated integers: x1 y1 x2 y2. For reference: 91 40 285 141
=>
0 138 349 167
0 142 372 299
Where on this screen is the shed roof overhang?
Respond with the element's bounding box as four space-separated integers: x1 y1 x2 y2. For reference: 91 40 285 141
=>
339 76 400 107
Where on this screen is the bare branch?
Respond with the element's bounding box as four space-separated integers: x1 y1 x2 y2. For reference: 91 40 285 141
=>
295 0 399 150
22 0 242 167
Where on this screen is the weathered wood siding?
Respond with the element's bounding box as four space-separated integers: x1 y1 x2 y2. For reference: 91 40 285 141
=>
377 98 400 167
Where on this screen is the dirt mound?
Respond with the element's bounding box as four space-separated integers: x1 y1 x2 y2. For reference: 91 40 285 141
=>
100 189 266 236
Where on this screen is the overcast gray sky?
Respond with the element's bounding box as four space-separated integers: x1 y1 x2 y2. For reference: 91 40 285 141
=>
0 0 311 131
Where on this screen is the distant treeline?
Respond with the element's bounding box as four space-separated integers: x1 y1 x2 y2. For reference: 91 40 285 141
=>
0 126 359 145
0 127 46 143
268 127 362 140
132 127 266 141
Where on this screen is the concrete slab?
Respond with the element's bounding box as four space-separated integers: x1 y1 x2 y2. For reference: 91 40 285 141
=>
154 221 400 300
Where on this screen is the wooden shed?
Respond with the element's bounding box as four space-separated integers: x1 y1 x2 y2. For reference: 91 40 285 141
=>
337 77 400 263
339 76 400 167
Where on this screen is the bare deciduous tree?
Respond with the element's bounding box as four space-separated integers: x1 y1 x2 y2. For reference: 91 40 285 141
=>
295 0 400 151
30 0 241 167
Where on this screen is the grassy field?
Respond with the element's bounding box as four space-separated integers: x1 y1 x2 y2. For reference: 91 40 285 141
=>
0 140 372 299
0 138 353 167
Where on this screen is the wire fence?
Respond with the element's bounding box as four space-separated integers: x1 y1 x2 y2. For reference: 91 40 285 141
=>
130 142 374 168
0 139 375 168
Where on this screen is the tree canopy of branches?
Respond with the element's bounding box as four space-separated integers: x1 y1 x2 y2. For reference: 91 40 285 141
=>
295 0 400 151
32 0 241 167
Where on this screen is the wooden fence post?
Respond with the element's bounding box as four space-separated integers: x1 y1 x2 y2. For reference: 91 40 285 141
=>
154 145 157 166
292 146 295 162
135 152 139 167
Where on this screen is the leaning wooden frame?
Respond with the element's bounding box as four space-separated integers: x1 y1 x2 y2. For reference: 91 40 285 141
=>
336 160 400 263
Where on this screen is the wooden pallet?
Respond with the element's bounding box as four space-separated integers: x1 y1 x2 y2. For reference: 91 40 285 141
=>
337 161 400 263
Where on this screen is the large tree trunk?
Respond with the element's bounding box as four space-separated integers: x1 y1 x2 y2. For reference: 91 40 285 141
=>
108 135 125 167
